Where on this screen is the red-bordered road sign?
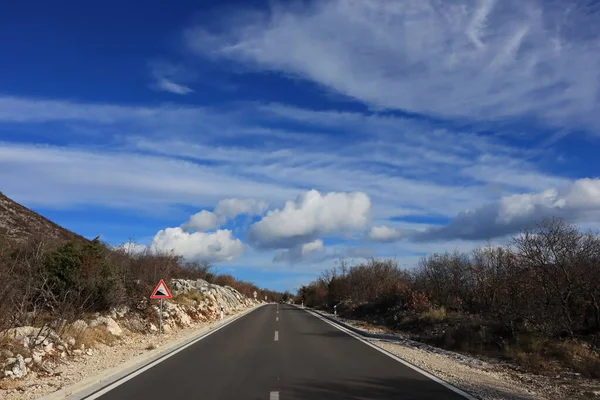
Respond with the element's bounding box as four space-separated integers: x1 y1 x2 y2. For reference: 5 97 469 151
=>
150 279 172 299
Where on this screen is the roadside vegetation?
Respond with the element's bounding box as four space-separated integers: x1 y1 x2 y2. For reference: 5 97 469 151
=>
0 235 282 340
296 217 600 378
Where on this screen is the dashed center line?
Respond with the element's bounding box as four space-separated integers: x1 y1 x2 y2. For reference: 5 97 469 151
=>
270 391 279 400
276 316 279 322
274 330 279 341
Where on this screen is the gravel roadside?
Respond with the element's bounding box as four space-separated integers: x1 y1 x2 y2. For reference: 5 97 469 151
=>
314 310 599 400
0 305 258 400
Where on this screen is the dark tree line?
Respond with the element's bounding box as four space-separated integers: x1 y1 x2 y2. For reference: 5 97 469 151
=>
297 218 600 339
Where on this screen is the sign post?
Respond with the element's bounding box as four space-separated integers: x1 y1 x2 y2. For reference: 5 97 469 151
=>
150 279 172 335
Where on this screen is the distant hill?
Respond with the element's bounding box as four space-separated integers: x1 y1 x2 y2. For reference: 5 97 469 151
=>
0 191 88 244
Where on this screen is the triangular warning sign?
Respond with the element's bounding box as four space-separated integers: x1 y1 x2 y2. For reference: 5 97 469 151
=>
150 279 172 299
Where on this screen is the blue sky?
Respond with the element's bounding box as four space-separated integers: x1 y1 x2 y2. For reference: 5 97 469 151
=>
1 0 599 292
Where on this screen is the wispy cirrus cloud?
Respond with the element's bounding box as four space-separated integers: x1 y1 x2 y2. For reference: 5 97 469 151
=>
148 60 194 95
186 0 600 131
1 94 598 268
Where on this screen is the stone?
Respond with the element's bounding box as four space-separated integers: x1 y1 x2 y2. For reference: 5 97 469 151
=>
72 349 83 356
85 349 93 356
89 316 123 336
24 358 32 364
4 357 17 367
32 351 44 364
44 343 54 353
10 354 27 378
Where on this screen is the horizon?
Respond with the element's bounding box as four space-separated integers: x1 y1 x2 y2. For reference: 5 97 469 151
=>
1 0 599 292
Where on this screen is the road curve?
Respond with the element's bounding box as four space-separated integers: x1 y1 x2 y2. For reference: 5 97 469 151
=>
89 304 469 400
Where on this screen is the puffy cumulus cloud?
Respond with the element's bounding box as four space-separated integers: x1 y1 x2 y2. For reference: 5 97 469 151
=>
181 198 268 232
188 0 600 131
414 178 600 242
367 225 406 243
151 227 243 262
273 239 325 263
181 210 219 232
247 189 371 249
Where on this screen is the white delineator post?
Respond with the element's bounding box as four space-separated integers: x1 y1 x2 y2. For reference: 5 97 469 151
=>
334 304 337 318
220 306 224 320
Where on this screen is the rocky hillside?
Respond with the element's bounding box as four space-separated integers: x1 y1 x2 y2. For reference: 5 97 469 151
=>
1 278 260 383
0 191 86 243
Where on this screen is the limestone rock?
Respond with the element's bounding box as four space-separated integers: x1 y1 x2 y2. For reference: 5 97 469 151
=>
89 316 123 336
10 354 27 378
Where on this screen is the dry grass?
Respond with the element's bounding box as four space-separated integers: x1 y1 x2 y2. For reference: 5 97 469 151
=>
0 335 31 358
546 340 600 378
76 326 118 349
506 347 553 373
500 336 600 378
145 343 157 351
173 291 206 306
419 307 447 324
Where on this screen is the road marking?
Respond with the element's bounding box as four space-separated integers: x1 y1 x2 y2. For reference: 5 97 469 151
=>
276 316 279 322
274 330 279 341
270 391 279 400
302 308 478 400
78 305 267 400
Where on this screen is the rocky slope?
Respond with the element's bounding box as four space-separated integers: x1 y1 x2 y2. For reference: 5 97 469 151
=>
0 278 260 397
0 191 86 243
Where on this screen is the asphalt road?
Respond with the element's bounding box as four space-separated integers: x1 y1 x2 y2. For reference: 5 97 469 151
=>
91 304 469 400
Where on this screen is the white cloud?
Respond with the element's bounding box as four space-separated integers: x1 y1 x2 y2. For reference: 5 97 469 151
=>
181 210 219 231
150 227 243 262
367 225 405 243
155 78 194 95
414 178 600 242
273 239 325 263
188 0 600 130
181 198 268 231
0 143 297 211
247 189 371 249
0 96 581 255
215 198 268 219
149 60 194 95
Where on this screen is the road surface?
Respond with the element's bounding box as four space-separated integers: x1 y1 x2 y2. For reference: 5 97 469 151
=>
91 304 469 399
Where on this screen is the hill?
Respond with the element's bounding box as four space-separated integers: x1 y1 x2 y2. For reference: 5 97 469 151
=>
0 191 87 244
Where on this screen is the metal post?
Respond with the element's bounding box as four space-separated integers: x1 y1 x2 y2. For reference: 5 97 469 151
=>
334 304 337 317
159 299 163 335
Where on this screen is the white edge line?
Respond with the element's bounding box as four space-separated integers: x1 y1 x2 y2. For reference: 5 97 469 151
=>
80 305 266 400
302 308 478 400
269 391 279 400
